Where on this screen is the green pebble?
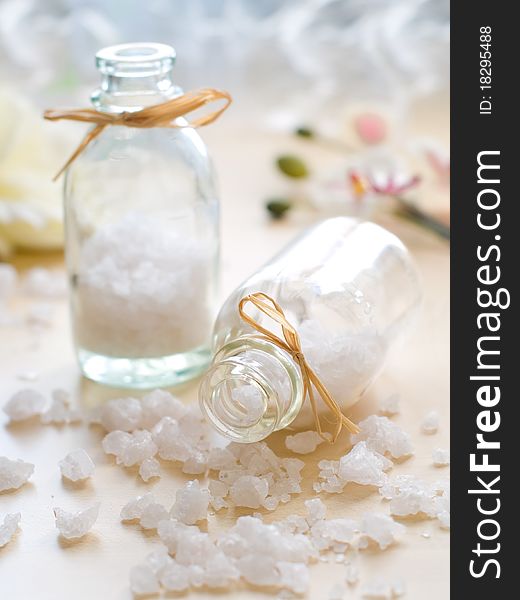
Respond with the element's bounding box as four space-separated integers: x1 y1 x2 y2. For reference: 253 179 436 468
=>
295 126 314 138
276 155 309 179
266 198 292 219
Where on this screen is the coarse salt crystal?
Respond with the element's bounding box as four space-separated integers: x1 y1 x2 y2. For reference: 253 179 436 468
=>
432 448 450 467
0 456 34 492
121 493 155 522
102 430 157 467
421 410 439 434
139 457 161 482
304 498 327 525
129 564 160 596
278 561 309 594
59 449 95 481
139 503 169 530
54 503 100 539
140 389 186 429
230 475 269 509
0 512 21 548
285 430 324 454
159 561 190 592
170 480 210 525
313 442 390 493
3 388 46 421
100 397 142 432
231 385 265 426
378 393 400 416
41 389 82 424
359 513 405 550
352 416 413 459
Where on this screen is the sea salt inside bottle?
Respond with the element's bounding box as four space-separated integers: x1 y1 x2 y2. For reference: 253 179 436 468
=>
199 218 421 442
64 43 219 388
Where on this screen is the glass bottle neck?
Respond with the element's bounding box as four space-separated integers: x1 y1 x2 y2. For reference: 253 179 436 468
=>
199 336 304 443
91 42 182 113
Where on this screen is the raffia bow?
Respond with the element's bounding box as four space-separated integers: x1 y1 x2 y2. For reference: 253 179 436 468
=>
238 292 360 443
44 88 232 180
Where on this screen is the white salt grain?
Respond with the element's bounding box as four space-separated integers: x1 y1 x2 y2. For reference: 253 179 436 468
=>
285 430 324 454
100 397 142 432
141 389 186 429
139 457 161 482
360 513 405 550
121 494 156 522
230 475 269 509
338 442 393 487
41 389 82 424
231 385 265 426
54 503 100 539
139 503 169 530
170 480 210 525
0 456 34 492
159 561 190 592
102 430 157 467
421 410 439 434
432 448 450 467
352 416 413 459
304 498 327 525
129 564 160 596
0 513 21 548
378 393 400 416
278 561 309 594
59 449 95 481
3 388 46 421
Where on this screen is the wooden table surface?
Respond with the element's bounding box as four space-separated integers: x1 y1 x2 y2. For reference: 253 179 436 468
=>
0 115 449 600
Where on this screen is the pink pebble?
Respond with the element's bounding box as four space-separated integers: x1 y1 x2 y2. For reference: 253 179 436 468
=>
354 112 387 144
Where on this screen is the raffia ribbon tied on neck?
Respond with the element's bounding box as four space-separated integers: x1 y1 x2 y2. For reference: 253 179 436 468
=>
44 88 232 180
238 292 360 443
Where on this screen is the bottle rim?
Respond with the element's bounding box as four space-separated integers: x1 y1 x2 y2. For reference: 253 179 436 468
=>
95 43 176 77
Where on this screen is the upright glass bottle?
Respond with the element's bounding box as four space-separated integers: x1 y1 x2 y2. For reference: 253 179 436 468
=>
199 218 421 442
64 43 219 388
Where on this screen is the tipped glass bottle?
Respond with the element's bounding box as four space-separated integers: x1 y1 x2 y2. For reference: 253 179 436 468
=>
199 218 421 442
64 43 219 388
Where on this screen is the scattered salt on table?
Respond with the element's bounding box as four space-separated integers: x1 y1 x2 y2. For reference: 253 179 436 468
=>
0 513 21 548
285 430 324 454
3 388 46 422
0 457 34 492
352 415 413 459
170 480 210 524
421 410 439 434
432 448 450 467
54 503 100 539
59 449 95 481
378 393 400 416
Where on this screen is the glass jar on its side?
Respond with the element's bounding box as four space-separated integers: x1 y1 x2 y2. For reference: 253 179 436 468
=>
199 217 421 442
64 43 219 388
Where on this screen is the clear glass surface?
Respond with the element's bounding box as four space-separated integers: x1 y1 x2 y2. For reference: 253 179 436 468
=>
200 217 421 441
64 43 219 388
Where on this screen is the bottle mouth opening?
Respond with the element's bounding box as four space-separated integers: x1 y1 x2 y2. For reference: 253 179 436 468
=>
96 43 176 77
199 358 280 443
